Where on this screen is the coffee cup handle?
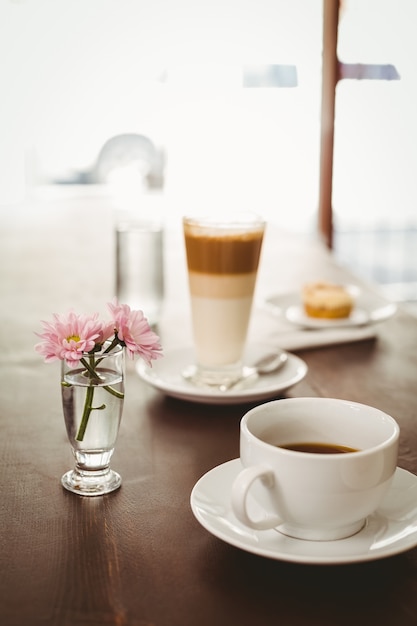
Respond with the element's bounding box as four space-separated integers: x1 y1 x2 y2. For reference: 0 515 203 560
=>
231 465 282 531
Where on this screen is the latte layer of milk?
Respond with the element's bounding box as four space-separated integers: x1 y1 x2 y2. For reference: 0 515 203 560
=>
188 274 257 366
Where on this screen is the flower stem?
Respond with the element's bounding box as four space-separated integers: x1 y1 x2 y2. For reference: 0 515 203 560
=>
104 385 124 399
74 351 124 441
75 355 100 441
76 385 95 441
79 356 101 382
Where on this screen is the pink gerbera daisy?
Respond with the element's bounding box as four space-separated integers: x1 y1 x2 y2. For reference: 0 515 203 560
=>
107 298 163 365
35 310 104 368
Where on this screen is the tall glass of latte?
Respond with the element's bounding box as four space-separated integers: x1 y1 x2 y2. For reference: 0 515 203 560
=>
183 213 265 388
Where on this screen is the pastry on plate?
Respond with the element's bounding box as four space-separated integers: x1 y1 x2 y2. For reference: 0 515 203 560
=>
302 282 354 319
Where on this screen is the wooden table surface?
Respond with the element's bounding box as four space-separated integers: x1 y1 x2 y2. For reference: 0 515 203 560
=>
1 193 417 626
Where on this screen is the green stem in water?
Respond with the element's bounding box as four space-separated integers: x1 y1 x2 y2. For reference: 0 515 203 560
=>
75 350 124 442
103 385 124 399
76 385 95 441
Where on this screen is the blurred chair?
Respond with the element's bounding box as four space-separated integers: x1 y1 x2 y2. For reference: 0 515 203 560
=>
91 133 165 189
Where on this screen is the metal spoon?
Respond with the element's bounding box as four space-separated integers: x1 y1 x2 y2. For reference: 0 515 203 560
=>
220 349 288 392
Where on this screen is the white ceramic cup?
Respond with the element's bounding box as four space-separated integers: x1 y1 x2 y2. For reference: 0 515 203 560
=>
231 397 399 541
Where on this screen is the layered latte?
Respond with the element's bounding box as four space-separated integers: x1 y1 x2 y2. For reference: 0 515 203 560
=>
183 216 265 384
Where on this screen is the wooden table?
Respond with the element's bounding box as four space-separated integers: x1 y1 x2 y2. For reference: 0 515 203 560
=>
2 192 417 626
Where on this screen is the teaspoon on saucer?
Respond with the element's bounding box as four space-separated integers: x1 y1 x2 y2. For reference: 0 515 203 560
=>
219 349 288 392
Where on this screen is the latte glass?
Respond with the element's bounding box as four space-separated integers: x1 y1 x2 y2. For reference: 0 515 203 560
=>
183 213 265 388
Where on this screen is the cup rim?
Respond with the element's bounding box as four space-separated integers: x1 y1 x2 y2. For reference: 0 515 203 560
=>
241 397 400 458
183 212 265 230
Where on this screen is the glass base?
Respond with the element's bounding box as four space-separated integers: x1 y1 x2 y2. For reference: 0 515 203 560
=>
182 363 243 391
61 467 122 496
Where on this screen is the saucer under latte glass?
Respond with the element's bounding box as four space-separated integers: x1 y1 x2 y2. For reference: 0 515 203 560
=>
183 213 265 389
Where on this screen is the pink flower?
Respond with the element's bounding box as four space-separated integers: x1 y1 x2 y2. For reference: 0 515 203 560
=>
97 320 115 345
107 298 163 365
35 311 104 368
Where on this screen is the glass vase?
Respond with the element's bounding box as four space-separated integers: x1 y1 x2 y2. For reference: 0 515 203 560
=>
60 342 125 496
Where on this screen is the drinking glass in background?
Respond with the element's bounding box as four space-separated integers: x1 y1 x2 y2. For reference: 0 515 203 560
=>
115 217 164 327
183 213 265 389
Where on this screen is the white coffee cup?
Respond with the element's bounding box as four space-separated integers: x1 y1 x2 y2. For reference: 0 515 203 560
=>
231 397 399 541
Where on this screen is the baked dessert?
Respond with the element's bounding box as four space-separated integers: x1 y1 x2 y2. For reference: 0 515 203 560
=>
302 282 354 319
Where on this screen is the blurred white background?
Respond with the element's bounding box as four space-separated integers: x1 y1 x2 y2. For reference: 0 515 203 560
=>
1 0 416 296
0 0 322 227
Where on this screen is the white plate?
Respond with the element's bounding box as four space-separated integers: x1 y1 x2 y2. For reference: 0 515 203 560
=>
191 459 417 564
136 346 307 405
265 287 397 330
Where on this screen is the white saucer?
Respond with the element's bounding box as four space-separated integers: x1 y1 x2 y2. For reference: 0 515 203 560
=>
136 346 307 405
265 287 397 330
191 459 417 564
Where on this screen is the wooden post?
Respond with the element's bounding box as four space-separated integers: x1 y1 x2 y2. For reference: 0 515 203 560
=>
318 0 340 248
